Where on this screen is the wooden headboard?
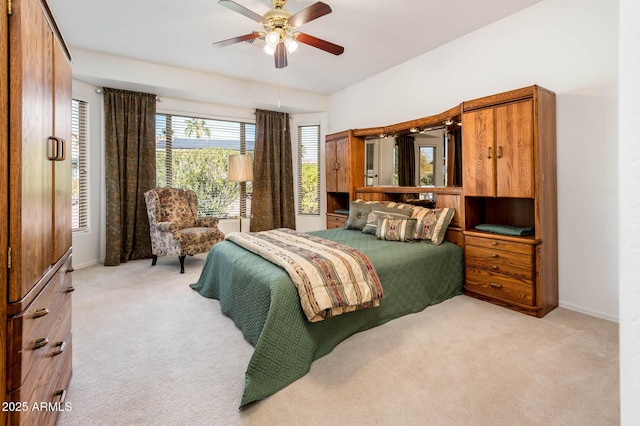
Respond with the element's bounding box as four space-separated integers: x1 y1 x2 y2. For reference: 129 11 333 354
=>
353 186 464 247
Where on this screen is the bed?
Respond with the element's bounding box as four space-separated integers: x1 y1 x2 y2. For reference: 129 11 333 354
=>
191 228 463 407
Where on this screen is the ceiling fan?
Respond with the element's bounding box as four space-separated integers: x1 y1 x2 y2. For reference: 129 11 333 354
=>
212 0 344 69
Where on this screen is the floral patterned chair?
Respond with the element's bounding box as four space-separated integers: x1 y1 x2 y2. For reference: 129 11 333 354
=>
144 188 225 273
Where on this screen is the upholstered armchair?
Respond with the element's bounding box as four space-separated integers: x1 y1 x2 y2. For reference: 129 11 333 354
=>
144 188 225 273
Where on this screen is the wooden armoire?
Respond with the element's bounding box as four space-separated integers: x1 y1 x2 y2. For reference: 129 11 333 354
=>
1 0 74 424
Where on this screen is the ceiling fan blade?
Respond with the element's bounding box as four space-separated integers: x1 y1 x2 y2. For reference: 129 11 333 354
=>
274 42 288 68
212 32 262 48
288 2 332 27
218 0 266 24
296 32 344 56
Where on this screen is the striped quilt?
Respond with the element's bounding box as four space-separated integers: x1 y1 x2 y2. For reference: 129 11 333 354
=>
225 228 384 322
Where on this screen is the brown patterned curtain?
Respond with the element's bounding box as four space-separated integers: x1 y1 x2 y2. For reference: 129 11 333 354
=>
451 126 463 187
250 109 296 232
103 88 156 265
397 135 415 186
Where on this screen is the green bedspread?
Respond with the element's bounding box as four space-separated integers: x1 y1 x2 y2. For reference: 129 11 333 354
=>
190 228 463 407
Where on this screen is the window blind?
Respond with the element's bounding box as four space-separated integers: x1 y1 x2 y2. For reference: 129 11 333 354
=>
71 99 88 232
156 113 255 218
297 125 320 215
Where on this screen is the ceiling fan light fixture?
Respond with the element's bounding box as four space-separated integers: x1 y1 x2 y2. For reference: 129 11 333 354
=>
265 30 280 46
214 0 344 69
284 37 298 53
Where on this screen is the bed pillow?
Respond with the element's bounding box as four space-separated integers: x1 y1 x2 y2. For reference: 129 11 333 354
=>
376 216 417 242
343 201 378 230
361 205 412 235
413 207 455 245
380 201 415 213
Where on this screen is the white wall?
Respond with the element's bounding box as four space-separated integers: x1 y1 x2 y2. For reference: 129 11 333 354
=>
328 0 619 321
71 49 329 114
619 0 640 422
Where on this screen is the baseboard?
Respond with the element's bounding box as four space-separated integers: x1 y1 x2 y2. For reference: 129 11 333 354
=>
72 259 102 270
559 301 619 323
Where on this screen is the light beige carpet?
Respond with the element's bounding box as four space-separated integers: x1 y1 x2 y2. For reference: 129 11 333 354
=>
58 254 619 426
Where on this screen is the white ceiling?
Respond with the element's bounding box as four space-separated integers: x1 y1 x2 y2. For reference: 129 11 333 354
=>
48 0 542 96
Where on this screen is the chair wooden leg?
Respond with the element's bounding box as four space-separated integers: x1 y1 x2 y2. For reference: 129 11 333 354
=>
151 255 157 266
179 255 186 274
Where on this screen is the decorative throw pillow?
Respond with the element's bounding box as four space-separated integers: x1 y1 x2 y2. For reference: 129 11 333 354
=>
362 205 412 235
376 216 417 242
343 201 378 230
413 207 455 245
380 201 415 213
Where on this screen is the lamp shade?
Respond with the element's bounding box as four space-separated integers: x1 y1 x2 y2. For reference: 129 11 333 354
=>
228 154 253 182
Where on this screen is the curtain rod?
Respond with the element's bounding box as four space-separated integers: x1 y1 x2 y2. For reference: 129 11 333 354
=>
251 109 293 119
96 88 161 102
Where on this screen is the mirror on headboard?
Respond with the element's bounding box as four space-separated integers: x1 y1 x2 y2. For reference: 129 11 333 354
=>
363 120 462 188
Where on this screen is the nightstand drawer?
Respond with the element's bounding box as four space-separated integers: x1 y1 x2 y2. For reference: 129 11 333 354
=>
465 267 534 306
326 213 347 229
465 235 535 255
465 245 534 280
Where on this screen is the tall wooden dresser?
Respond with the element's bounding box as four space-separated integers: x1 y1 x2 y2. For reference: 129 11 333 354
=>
1 0 74 424
461 86 557 317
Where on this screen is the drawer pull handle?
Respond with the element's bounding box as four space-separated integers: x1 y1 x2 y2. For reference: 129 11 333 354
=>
55 389 67 404
491 265 499 270
491 241 498 246
489 283 503 290
52 341 67 357
33 308 50 318
66 286 76 293
33 338 49 350
66 266 75 273
491 254 499 258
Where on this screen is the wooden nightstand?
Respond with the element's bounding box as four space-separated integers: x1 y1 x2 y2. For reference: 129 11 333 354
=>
326 213 347 229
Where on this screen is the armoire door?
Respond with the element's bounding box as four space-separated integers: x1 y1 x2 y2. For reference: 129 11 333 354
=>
462 107 496 196
495 100 534 198
52 38 73 263
325 138 338 192
7 0 71 302
335 136 350 192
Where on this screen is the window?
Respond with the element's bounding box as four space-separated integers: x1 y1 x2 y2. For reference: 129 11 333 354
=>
71 99 88 232
297 125 321 215
155 114 255 218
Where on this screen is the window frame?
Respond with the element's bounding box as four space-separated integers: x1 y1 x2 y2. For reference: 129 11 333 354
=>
155 112 255 218
297 123 321 216
71 98 88 233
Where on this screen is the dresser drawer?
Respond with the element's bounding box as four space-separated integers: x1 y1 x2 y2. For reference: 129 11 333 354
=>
7 259 73 391
465 235 535 255
8 327 72 426
326 214 347 229
465 245 534 280
465 267 534 306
